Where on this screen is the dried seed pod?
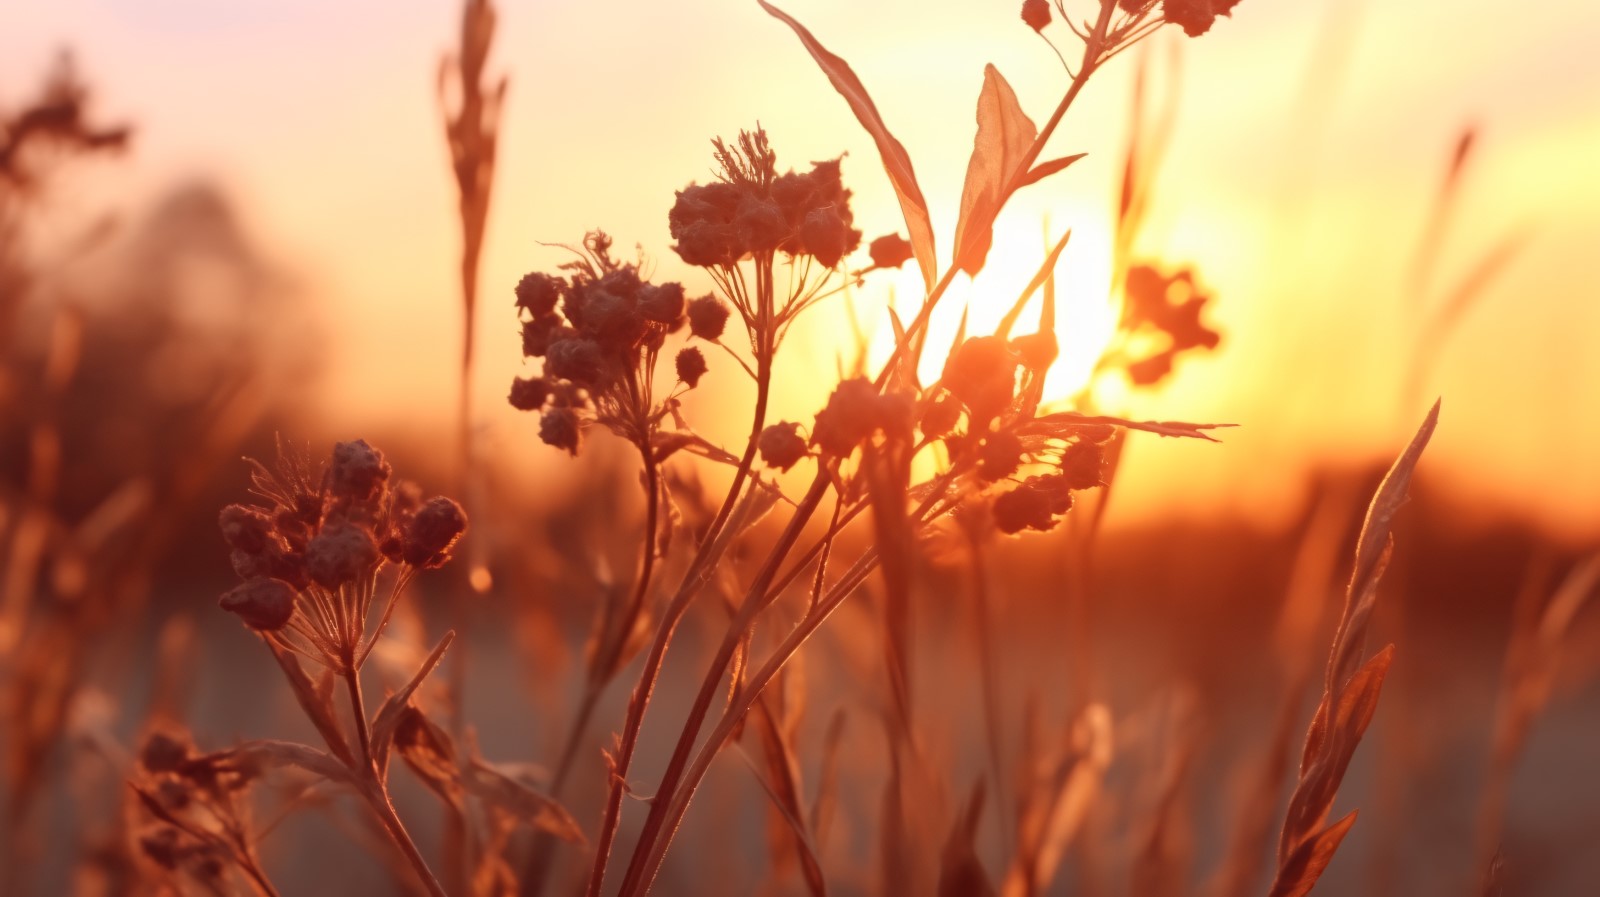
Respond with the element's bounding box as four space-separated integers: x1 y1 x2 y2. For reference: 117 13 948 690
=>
508 376 550 411
687 294 731 341
758 422 808 471
977 431 1025 481
140 731 192 774
675 346 708 388
1059 439 1106 490
219 578 298 631
1021 0 1051 31
868 233 914 269
514 271 562 316
540 406 581 455
305 521 379 588
402 497 468 567
217 504 274 554
328 439 390 502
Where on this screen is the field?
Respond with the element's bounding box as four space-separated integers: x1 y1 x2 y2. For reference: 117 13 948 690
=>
3 1 1599 896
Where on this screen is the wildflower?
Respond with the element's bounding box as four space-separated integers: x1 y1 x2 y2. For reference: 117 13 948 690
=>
1059 439 1105 490
1164 0 1243 37
327 439 390 503
514 271 562 316
811 378 910 456
305 521 378 588
217 441 467 669
508 376 549 412
944 336 1021 423
977 431 1025 481
219 578 297 632
993 474 1074 535
758 422 808 471
687 294 731 341
1020 0 1051 32
868 233 914 270
401 497 468 567
540 406 582 455
675 346 708 388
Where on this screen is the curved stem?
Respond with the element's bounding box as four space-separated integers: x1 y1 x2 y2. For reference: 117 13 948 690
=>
616 471 832 897
365 782 450 897
584 259 777 897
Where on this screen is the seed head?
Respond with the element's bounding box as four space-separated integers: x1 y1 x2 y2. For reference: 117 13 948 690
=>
402 497 468 567
1021 0 1051 33
919 393 963 440
304 521 379 588
540 406 582 455
868 233 914 270
687 295 731 341
993 474 1073 535
1059 439 1106 490
521 314 565 358
798 206 853 268
1011 331 1059 373
140 731 192 774
675 346 708 388
977 431 1026 481
811 378 909 456
218 504 274 555
758 422 809 471
219 578 298 631
328 439 390 503
638 282 687 324
514 272 562 316
945 336 1021 423
508 376 549 412
545 337 606 386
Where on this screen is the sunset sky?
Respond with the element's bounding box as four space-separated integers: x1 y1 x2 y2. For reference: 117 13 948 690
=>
5 0 1599 534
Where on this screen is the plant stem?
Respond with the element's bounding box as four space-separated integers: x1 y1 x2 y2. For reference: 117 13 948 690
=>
364 781 451 897
583 261 776 897
616 471 832 897
345 665 373 773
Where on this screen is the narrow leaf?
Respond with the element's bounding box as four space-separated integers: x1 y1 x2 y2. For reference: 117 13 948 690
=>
1018 153 1088 189
1268 811 1359 897
759 1 937 290
995 230 1072 339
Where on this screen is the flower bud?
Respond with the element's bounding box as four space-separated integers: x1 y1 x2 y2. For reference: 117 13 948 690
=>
868 233 914 270
545 337 606 386
1059 439 1106 490
218 504 274 555
919 393 962 440
521 314 564 358
1021 0 1051 32
638 282 687 323
402 497 468 567
675 346 708 388
140 732 192 774
977 431 1025 481
328 439 391 503
687 295 731 341
305 521 379 587
799 207 854 268
540 406 581 455
219 578 298 631
735 195 789 253
508 376 550 412
758 422 808 471
994 485 1053 534
812 378 886 456
514 272 562 316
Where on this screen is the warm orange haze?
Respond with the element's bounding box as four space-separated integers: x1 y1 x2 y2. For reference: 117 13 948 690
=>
3 1 1599 896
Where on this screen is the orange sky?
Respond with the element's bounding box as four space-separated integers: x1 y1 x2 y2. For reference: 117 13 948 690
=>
5 0 1600 535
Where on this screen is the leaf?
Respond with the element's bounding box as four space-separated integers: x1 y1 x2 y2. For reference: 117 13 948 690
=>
1017 153 1087 189
994 229 1072 339
938 782 996 897
267 641 355 768
953 65 1039 274
371 631 456 778
465 759 587 843
1267 811 1359 897
759 1 937 291
736 736 828 897
229 739 355 786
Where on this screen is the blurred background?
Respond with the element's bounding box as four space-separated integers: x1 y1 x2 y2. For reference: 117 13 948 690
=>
3 0 1599 895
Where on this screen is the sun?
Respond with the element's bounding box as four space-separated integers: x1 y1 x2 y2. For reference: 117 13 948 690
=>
869 215 1120 406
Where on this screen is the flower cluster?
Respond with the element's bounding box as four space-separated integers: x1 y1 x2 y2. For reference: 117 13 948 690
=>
990 435 1109 534
810 378 914 458
1021 0 1244 43
509 231 715 455
217 440 466 668
132 730 266 888
1120 263 1222 386
669 131 862 270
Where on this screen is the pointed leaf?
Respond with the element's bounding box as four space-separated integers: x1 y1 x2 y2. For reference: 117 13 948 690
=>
759 1 937 291
953 65 1038 274
1018 153 1088 189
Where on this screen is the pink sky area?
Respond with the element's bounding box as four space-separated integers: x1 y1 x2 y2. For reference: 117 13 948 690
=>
5 0 1600 536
